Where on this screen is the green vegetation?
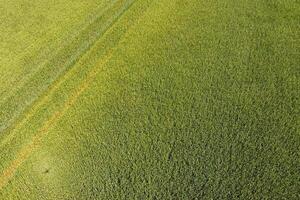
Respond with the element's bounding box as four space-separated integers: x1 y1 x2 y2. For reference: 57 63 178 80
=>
0 0 299 199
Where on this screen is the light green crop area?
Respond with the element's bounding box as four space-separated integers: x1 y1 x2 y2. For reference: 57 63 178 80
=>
0 0 299 199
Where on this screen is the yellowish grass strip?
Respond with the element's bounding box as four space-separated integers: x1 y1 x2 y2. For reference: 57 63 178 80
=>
0 0 152 190
0 52 113 190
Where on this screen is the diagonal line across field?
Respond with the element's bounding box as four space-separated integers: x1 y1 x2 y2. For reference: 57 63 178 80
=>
0 0 119 105
0 0 153 191
0 51 113 190
0 0 137 148
0 0 136 135
0 0 299 198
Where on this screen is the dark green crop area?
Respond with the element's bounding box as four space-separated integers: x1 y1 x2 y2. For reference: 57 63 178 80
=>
0 0 299 199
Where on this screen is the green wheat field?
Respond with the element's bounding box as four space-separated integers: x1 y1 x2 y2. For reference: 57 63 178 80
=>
0 0 299 199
